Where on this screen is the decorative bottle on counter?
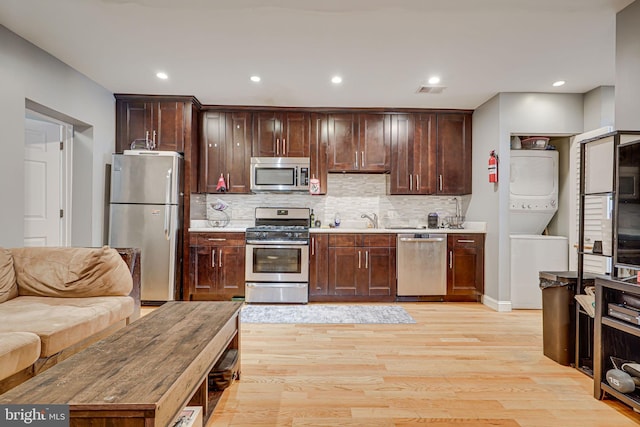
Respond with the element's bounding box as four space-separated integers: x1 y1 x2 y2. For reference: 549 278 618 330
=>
310 209 315 227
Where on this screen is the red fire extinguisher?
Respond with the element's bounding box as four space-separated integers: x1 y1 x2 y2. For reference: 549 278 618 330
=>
488 150 498 183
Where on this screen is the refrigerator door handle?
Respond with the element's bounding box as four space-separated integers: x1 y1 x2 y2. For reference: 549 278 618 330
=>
165 169 172 205
163 168 172 240
164 205 171 240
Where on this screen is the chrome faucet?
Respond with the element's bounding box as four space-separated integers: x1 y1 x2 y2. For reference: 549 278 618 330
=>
452 197 461 218
361 213 378 229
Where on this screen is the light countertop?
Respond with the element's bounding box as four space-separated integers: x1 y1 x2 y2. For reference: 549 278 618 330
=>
189 221 486 234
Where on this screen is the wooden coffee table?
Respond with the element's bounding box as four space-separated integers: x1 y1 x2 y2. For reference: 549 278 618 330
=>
0 301 242 427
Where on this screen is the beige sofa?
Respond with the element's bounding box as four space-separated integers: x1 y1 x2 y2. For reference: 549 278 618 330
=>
0 246 138 393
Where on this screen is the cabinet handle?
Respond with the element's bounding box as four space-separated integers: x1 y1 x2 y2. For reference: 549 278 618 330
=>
358 251 362 268
458 239 474 243
311 237 315 256
416 175 420 191
361 151 364 168
211 249 216 268
227 173 230 190
207 238 227 241
449 250 453 269
152 130 156 149
355 152 358 168
409 174 413 191
219 249 222 267
439 174 443 192
283 138 286 155
365 251 369 269
145 130 150 144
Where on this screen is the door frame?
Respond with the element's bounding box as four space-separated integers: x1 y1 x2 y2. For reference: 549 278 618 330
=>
24 108 74 246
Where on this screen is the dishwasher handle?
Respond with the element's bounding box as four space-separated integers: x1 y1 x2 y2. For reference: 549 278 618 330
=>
399 237 446 243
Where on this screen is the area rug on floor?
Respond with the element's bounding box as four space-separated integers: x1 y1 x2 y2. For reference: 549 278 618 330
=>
240 304 416 324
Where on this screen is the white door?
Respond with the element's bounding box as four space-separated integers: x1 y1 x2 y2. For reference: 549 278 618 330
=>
24 117 64 247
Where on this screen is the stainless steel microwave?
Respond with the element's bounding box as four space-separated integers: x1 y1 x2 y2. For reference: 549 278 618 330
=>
250 157 310 192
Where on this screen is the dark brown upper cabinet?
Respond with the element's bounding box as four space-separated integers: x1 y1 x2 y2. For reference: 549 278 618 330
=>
327 113 390 172
436 113 472 195
114 94 200 227
200 111 251 194
252 112 310 157
310 113 329 195
115 96 197 153
388 113 437 194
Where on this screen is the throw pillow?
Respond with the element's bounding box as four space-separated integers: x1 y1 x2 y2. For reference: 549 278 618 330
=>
0 247 18 302
12 246 133 297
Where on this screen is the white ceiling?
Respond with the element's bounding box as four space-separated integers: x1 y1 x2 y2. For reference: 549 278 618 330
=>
0 0 635 109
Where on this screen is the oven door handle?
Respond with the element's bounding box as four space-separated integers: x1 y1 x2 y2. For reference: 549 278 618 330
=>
246 240 308 245
246 283 307 288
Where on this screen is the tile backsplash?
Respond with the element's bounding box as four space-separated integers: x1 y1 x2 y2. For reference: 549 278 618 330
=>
191 174 469 228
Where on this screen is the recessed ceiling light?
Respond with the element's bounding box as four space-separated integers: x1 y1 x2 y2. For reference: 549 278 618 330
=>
250 75 261 82
428 76 441 85
552 80 565 87
156 72 168 80
331 76 343 84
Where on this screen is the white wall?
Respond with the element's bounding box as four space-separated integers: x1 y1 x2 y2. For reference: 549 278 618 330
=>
616 0 640 130
547 136 571 238
566 87 615 271
468 93 584 311
466 96 502 307
584 86 615 130
0 25 115 247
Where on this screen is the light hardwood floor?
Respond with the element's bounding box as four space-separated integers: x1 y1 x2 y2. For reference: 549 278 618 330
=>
207 302 640 427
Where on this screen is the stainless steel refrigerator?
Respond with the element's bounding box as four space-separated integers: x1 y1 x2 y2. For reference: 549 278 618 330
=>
109 150 183 303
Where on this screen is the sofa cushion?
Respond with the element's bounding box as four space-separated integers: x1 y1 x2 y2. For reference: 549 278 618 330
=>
0 295 134 357
0 332 41 381
11 246 133 298
0 248 18 303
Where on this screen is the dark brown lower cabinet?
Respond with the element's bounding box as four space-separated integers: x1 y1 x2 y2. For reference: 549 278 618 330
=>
311 232 484 303
312 233 396 302
309 233 329 299
446 234 484 302
188 233 245 301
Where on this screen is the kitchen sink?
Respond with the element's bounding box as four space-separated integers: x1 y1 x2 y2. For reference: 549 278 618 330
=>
385 226 428 230
386 225 465 230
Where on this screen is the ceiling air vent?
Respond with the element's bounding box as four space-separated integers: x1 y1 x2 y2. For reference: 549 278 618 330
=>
416 85 446 94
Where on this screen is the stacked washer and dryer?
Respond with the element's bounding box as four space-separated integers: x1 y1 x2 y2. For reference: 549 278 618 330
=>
509 149 568 309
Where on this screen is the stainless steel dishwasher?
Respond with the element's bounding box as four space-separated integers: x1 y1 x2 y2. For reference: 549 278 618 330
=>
397 233 447 296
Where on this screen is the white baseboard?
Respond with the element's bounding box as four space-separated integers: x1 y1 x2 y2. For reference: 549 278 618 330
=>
482 295 512 312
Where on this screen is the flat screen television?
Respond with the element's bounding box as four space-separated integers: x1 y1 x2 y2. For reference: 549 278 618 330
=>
615 139 640 269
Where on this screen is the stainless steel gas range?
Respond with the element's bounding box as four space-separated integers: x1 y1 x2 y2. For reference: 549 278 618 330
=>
245 207 310 303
